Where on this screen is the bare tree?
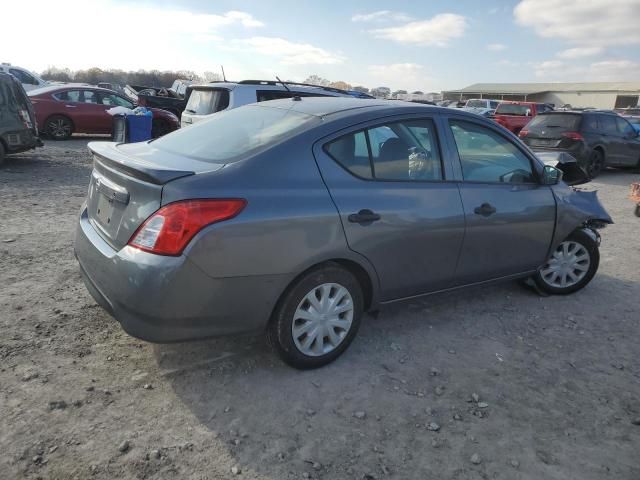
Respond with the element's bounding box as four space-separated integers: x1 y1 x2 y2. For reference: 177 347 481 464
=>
303 74 330 86
329 81 352 90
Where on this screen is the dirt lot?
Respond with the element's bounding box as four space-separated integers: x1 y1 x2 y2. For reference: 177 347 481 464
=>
1 139 639 480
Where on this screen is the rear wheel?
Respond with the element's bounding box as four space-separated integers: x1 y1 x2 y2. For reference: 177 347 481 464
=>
45 115 73 140
268 264 363 369
0 142 5 166
587 149 604 178
533 230 599 295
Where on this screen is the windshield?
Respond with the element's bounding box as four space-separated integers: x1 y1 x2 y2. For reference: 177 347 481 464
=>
495 103 530 116
185 88 229 115
154 104 320 163
466 100 486 108
527 113 581 130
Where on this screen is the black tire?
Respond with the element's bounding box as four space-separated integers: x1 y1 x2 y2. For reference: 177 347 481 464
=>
635 204 640 218
587 149 604 179
45 115 73 140
268 263 364 369
0 142 5 167
533 230 599 295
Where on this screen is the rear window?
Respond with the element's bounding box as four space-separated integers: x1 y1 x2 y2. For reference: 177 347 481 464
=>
495 104 530 116
527 113 581 130
153 104 320 163
184 88 229 115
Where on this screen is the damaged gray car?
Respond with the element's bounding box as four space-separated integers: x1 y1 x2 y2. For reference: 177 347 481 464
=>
74 98 612 369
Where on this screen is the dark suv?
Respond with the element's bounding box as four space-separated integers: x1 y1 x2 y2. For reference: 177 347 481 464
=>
519 110 640 177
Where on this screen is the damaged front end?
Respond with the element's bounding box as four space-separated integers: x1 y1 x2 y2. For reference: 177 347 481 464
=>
550 183 613 252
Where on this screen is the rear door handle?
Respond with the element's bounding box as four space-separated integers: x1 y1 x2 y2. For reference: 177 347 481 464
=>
348 209 381 224
474 203 497 217
65 104 77 108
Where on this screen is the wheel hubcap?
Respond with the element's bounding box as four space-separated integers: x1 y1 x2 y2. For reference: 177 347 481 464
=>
292 283 354 357
540 240 590 288
48 119 70 138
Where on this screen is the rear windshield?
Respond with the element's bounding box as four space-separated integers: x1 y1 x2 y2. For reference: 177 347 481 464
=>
495 104 530 116
153 104 320 163
184 88 230 115
465 100 486 108
527 113 581 130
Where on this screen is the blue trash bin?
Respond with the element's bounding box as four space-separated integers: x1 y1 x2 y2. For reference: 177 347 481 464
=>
126 114 153 143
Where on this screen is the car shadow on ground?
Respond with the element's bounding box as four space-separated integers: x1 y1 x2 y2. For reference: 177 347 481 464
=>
151 272 639 478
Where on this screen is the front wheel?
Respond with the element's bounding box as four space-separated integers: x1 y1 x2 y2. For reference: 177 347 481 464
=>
268 264 363 369
533 230 599 295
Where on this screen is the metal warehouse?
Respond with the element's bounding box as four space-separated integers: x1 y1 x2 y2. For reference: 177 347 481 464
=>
442 82 640 109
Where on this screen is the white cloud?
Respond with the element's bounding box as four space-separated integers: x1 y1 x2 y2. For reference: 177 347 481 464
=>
365 63 432 91
370 13 467 46
1 1 264 72
351 10 412 22
533 58 640 81
557 47 604 59
514 0 640 47
487 43 507 51
234 37 345 65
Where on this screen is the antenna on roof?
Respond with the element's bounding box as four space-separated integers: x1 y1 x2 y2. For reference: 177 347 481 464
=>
221 65 227 82
276 76 291 92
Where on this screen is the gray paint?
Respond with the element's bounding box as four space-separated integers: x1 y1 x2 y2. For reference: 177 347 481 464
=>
74 98 612 343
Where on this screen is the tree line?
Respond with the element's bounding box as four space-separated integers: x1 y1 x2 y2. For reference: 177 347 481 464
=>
39 68 423 97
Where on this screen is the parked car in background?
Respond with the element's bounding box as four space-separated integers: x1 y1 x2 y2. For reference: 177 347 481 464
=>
0 63 48 92
462 98 500 117
624 116 640 133
123 81 190 117
28 85 179 140
519 110 640 177
0 73 41 165
181 80 357 127
493 101 553 134
75 98 611 369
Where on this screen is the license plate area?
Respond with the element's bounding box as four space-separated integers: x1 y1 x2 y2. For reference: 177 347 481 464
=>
95 192 115 228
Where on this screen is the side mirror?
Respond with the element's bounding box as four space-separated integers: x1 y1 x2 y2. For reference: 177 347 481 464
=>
541 165 563 185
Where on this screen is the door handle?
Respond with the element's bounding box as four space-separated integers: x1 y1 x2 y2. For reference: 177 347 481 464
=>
474 203 497 217
348 209 381 224
65 104 77 108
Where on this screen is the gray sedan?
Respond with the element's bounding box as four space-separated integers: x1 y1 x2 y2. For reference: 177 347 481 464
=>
75 98 612 369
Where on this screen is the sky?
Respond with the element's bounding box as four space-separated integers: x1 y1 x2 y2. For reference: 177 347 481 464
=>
3 0 640 92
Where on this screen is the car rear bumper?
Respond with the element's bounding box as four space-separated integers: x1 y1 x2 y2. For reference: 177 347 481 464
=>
74 206 288 343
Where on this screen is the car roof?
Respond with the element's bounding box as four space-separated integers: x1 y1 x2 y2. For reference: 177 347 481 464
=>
252 96 458 119
28 84 122 96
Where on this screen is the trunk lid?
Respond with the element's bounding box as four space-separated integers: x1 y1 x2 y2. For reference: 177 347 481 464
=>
86 141 223 250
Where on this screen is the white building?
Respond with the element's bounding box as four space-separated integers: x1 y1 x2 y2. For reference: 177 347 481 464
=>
442 82 640 109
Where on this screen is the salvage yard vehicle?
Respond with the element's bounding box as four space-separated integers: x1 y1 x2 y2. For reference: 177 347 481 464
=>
519 110 640 178
493 101 553 134
462 98 500 117
74 98 612 369
0 72 41 166
28 85 180 140
0 62 48 91
181 80 358 127
123 80 191 117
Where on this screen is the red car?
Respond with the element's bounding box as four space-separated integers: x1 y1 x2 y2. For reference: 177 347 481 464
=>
28 84 179 140
492 101 553 135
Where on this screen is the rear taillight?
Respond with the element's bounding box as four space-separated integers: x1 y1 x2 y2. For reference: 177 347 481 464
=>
18 109 32 128
561 131 584 141
518 129 528 138
128 199 246 256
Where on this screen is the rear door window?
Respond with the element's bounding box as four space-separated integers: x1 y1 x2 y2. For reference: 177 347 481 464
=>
82 90 98 104
184 89 230 115
324 119 443 181
598 115 619 135
615 116 635 136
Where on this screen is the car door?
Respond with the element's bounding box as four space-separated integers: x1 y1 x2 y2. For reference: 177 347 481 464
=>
444 117 556 284
597 114 625 165
615 116 640 166
313 115 466 301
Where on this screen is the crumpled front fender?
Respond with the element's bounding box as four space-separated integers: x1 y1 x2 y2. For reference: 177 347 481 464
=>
550 183 613 253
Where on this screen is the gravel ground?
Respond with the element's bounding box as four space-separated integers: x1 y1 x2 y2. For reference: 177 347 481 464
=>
1 139 639 480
